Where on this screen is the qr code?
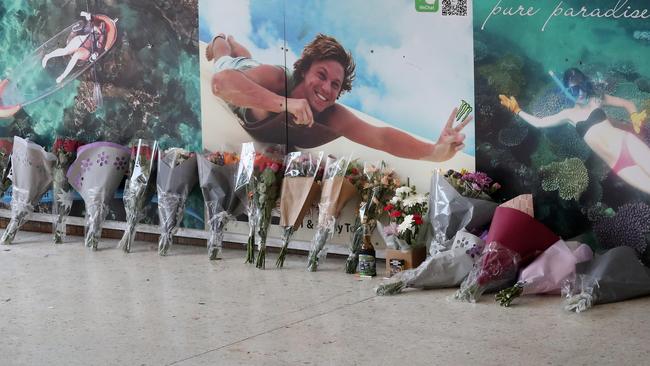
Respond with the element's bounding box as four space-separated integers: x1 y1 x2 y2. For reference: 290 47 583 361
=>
442 0 468 16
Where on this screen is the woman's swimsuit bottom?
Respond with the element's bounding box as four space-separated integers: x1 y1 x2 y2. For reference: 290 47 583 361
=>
611 133 635 174
576 108 635 174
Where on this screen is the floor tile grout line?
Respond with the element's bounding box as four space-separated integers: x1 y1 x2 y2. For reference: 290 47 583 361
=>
260 291 351 325
165 295 377 366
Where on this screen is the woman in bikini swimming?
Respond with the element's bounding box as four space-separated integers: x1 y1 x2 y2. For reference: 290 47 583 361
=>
207 33 472 162
499 67 650 194
42 12 105 84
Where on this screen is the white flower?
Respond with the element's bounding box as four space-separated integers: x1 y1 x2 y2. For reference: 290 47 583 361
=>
390 196 401 204
396 186 411 195
398 215 414 234
415 194 428 205
402 196 419 208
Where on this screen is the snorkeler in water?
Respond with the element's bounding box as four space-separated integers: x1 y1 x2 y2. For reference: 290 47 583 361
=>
41 11 106 84
499 67 650 194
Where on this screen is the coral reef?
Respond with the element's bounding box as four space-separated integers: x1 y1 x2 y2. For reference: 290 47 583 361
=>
593 202 650 255
529 87 571 117
546 126 592 162
477 54 526 97
583 202 613 223
540 158 589 201
609 60 639 81
498 120 528 147
636 77 650 93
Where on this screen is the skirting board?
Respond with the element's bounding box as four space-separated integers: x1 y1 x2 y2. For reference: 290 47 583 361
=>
0 209 386 259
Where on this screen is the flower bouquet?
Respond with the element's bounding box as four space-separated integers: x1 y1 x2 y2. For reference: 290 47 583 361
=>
563 246 650 313
51 138 84 244
0 137 13 199
454 194 559 302
382 185 428 250
376 229 484 296
345 161 400 274
118 140 158 253
67 141 130 250
496 240 593 307
197 148 241 260
236 142 284 269
429 169 500 253
306 156 360 272
0 137 55 245
276 150 323 268
156 148 198 256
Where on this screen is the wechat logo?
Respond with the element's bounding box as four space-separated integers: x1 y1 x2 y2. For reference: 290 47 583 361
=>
415 0 439 12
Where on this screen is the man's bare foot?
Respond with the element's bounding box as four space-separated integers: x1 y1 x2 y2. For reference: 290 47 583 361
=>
206 33 228 61
227 35 252 59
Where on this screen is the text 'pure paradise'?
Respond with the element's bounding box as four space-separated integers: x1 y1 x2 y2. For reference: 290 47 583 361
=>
481 0 650 32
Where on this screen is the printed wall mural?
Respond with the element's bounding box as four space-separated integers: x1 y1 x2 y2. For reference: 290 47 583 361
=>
474 0 650 258
199 0 476 245
0 0 203 228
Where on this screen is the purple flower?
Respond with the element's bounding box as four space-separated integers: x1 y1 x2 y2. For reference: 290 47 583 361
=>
463 171 492 188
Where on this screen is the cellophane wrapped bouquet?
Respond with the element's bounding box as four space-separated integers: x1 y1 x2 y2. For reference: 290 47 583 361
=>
276 150 323 268
236 143 285 269
197 149 241 260
1 137 55 245
306 155 359 272
157 148 198 256
67 141 130 250
51 137 84 244
118 139 158 253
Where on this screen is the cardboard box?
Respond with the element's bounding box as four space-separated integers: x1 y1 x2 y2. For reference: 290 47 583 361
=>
385 246 427 277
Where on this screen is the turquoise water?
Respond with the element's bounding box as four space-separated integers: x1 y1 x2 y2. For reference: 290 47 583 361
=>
0 1 204 228
0 1 202 150
476 0 650 88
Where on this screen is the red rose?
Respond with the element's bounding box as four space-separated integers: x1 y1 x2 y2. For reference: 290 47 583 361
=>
413 214 423 225
63 139 80 153
383 204 394 212
138 145 153 160
52 138 64 152
254 154 267 171
0 139 13 154
390 210 402 218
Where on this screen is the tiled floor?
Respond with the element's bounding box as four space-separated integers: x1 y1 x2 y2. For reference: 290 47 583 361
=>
1 230 648 365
